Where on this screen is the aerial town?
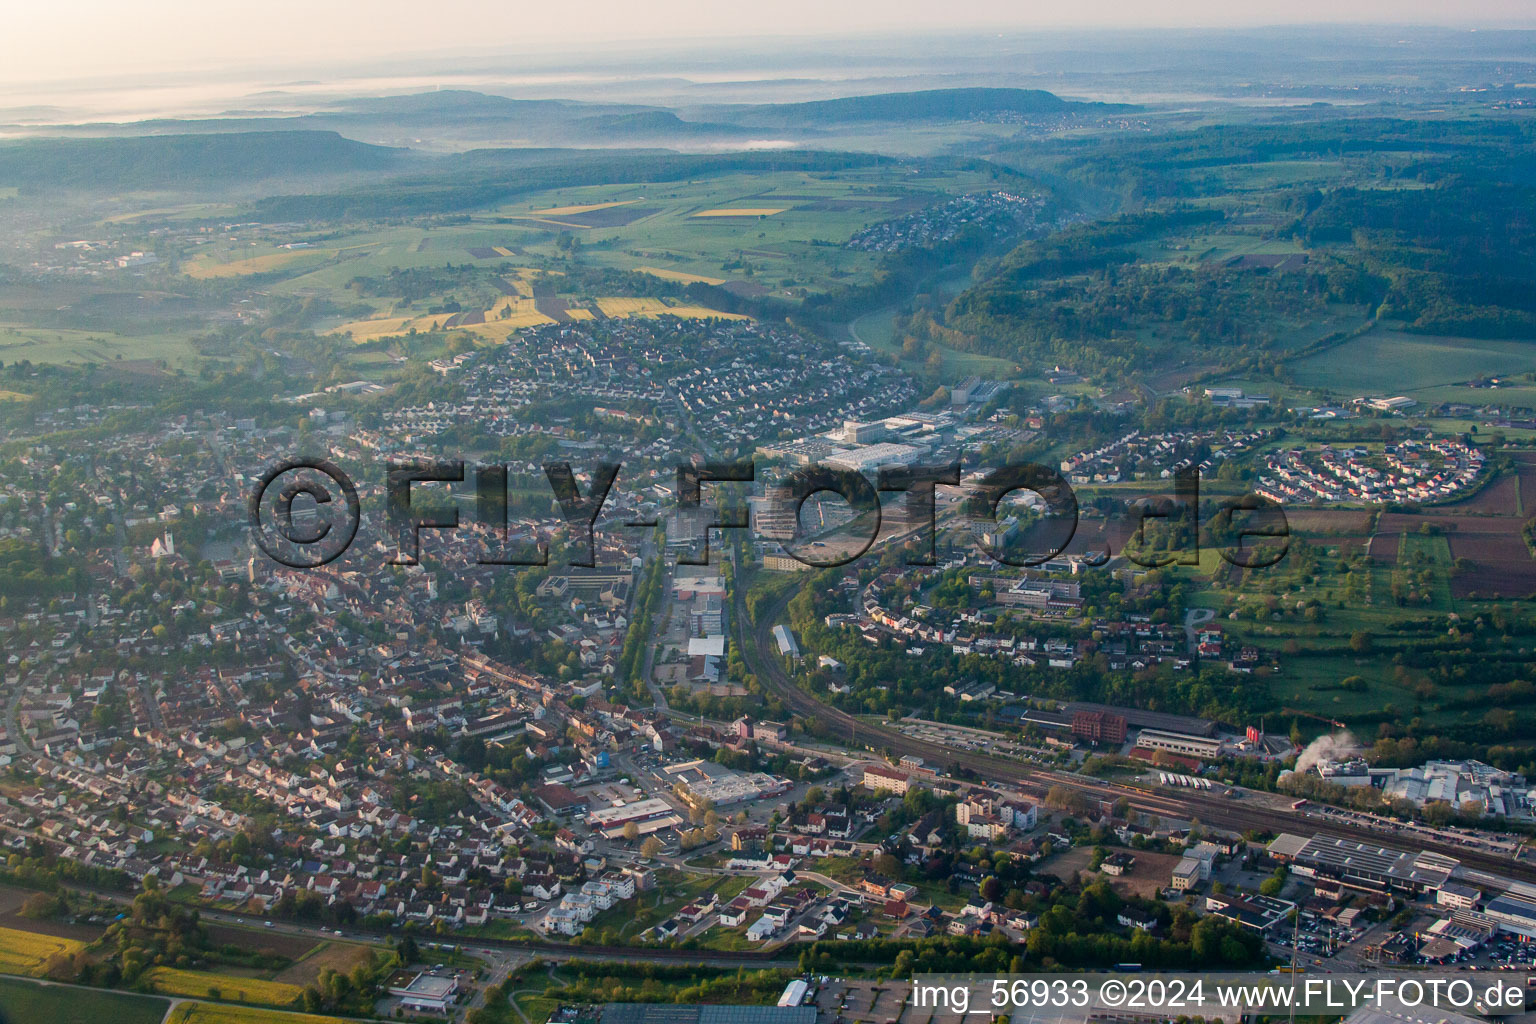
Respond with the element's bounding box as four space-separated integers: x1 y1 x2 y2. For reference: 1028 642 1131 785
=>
4 19 1536 1024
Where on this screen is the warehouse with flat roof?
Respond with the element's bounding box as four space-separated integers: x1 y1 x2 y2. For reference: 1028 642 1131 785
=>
602 1005 818 1024
1267 833 1457 895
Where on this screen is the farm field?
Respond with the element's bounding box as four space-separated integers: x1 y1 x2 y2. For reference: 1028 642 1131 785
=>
634 265 726 285
1395 531 1456 611
1288 327 1536 395
155 165 1003 368
690 207 787 217
1280 509 1376 535
1439 463 1524 517
183 247 344 279
1410 383 1536 407
0 976 168 1024
0 323 194 368
531 200 641 216
0 924 84 976
473 168 994 294
165 1002 354 1024
329 292 747 344
1444 518 1536 598
269 940 375 987
145 966 304 1008
1372 458 1536 599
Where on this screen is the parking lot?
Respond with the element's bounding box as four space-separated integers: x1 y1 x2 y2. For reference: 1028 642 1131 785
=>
816 979 928 1024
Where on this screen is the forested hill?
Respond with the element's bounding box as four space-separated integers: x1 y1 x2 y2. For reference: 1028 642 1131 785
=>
0 131 408 190
710 87 1135 126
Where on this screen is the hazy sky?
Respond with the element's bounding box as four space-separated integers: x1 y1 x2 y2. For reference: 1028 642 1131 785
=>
5 0 1534 86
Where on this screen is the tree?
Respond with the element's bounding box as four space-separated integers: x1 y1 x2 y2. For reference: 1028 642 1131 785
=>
1045 785 1091 816
640 836 663 859
18 892 64 919
1423 800 1455 826
622 821 640 842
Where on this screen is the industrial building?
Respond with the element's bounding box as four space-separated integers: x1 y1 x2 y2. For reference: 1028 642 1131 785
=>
601 1005 818 1024
1266 833 1458 896
1134 728 1223 760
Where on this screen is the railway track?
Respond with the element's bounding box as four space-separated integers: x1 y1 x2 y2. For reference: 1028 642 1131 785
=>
736 585 1536 885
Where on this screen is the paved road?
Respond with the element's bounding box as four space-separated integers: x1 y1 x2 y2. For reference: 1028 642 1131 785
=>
1183 606 1215 655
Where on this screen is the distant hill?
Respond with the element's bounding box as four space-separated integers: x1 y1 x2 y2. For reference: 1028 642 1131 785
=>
709 87 1135 127
333 89 647 120
570 110 749 139
0 131 406 189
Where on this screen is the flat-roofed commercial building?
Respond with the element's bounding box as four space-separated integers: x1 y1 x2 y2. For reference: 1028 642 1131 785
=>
1135 728 1222 760
389 972 458 1014
587 797 684 838
1266 832 1457 896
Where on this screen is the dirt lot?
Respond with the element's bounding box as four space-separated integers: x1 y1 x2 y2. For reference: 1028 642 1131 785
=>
1035 845 1095 883
1035 848 1183 899
1095 850 1184 899
204 923 319 961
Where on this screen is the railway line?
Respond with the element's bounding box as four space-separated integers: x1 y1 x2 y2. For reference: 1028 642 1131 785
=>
735 584 1536 886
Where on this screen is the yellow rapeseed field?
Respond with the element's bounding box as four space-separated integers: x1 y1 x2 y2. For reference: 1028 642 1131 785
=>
530 200 639 216
0 925 83 975
690 208 786 217
333 288 743 341
643 304 749 321
633 266 726 285
596 297 668 316
146 967 304 1008
183 250 334 279
166 1002 353 1024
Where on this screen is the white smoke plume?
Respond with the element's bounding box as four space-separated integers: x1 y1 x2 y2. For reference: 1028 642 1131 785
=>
1295 731 1361 774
